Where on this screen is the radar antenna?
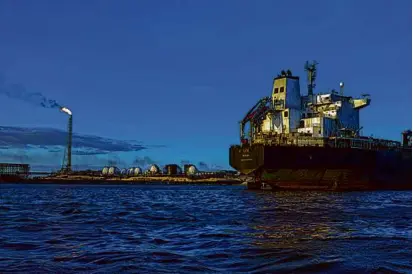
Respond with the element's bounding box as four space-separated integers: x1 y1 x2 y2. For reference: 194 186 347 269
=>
304 61 318 96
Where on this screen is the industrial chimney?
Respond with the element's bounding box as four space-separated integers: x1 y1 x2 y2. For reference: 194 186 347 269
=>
65 114 73 172
60 107 72 173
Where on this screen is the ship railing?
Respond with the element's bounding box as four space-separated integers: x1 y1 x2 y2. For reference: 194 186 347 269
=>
250 135 402 151
328 137 401 151
253 135 327 147
347 139 366 149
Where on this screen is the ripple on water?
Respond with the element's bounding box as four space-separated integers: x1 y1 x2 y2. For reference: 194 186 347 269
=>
0 184 410 273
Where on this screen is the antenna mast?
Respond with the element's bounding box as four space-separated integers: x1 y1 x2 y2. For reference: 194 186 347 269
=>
304 60 318 96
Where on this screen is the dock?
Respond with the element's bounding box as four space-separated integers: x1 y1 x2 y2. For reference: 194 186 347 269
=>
13 175 242 185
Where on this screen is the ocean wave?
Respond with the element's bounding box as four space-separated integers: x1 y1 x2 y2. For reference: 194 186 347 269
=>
0 184 410 273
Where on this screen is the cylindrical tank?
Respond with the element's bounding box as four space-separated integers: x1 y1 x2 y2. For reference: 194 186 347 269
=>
120 168 128 176
186 165 197 175
148 164 160 174
127 167 143 176
102 166 109 176
108 166 120 176
133 167 142 176
163 164 182 175
183 164 191 174
128 167 135 176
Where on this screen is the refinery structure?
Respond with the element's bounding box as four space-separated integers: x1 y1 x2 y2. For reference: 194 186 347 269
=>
38 106 228 178
60 107 73 173
230 61 411 191
0 160 236 183
99 163 224 178
0 100 236 183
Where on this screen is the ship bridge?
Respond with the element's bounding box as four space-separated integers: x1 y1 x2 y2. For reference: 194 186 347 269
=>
352 94 371 109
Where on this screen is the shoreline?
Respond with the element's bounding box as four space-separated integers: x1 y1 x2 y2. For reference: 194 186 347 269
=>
0 176 243 186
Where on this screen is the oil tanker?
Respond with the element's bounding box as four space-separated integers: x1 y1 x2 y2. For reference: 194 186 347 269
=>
229 61 412 191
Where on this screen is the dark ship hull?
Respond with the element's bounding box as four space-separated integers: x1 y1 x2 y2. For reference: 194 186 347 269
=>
230 145 412 191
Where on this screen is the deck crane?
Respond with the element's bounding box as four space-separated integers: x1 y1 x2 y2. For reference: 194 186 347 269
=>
239 96 273 144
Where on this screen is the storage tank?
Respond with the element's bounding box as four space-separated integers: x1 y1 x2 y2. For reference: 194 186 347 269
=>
128 167 142 176
128 167 135 176
148 164 160 174
163 164 182 175
102 166 109 176
133 167 142 176
185 164 198 175
183 164 191 174
120 168 128 176
108 166 120 176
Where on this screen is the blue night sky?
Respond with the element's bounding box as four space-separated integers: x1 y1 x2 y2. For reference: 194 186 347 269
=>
0 0 411 170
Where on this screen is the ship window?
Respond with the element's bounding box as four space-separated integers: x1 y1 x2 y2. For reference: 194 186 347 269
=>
274 87 279 93
284 111 288 117
280 87 285 93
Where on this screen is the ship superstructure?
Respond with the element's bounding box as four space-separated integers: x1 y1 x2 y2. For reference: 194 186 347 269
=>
231 61 411 191
239 61 392 147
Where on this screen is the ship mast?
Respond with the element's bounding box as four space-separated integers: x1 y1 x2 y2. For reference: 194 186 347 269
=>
304 61 318 96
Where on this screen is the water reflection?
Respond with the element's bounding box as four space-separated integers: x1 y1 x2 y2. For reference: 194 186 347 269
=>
241 190 411 273
249 191 345 244
0 185 410 273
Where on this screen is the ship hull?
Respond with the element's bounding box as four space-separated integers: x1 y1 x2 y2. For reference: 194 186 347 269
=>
230 145 412 191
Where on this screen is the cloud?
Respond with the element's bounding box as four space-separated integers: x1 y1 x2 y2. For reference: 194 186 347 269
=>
0 126 165 171
209 164 225 171
146 144 168 149
0 76 62 110
180 159 190 165
179 160 225 171
0 127 230 172
197 161 225 171
0 148 130 170
198 161 209 170
29 164 109 172
0 126 149 154
0 149 31 163
72 149 111 155
132 156 157 167
0 149 60 165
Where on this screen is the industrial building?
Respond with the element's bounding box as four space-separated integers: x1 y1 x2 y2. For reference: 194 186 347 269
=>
0 163 30 180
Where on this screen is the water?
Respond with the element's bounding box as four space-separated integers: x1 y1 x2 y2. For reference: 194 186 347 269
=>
0 184 411 273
